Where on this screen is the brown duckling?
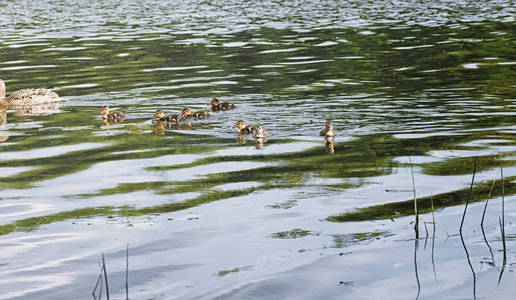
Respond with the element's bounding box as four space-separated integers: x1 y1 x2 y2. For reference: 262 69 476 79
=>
182 107 210 120
210 98 236 112
253 124 270 138
325 136 335 154
101 106 125 120
319 121 336 137
154 110 181 123
233 120 257 135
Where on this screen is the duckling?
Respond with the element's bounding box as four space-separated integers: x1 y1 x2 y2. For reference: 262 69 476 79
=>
233 120 257 135
0 79 65 107
253 124 270 138
210 98 236 112
154 110 181 123
154 120 165 136
101 106 125 120
319 121 336 137
192 110 210 119
325 136 335 154
182 107 210 120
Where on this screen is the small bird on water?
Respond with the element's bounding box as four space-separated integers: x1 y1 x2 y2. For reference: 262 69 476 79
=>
210 98 236 112
101 106 125 120
319 121 336 137
0 79 65 107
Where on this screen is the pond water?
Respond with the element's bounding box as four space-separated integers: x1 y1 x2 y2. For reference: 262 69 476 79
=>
0 0 515 299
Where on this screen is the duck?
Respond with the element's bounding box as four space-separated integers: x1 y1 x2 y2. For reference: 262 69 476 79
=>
182 107 210 120
101 106 125 120
253 124 270 138
0 79 65 107
325 136 335 154
210 98 236 112
319 121 336 137
154 110 181 123
233 120 258 135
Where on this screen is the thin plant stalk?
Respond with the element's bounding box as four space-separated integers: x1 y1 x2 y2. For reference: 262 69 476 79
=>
500 162 505 239
409 156 419 239
498 217 506 285
481 178 495 264
414 237 421 299
431 195 437 281
500 163 507 265
102 253 110 300
460 231 477 300
459 158 477 233
92 262 104 300
126 244 129 300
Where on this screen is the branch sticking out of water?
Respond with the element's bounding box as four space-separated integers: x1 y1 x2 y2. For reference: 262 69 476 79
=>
409 156 419 239
102 253 110 300
459 158 477 233
126 244 129 300
481 178 495 265
460 231 477 299
92 261 104 300
414 235 421 300
431 195 437 281
498 217 506 285
500 162 505 244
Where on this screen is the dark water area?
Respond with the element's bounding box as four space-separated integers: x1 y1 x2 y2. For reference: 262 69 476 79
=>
0 1 515 299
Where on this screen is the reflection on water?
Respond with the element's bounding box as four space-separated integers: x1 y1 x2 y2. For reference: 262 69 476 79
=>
0 0 515 299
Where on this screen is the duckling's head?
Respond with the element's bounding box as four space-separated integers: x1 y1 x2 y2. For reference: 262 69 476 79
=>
182 107 192 118
155 110 165 119
210 98 220 106
234 120 246 130
101 106 110 116
325 121 333 129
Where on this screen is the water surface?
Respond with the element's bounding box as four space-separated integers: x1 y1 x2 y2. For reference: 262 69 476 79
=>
0 1 515 299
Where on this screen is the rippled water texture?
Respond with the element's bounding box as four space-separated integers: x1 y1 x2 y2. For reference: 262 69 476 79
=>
0 1 515 299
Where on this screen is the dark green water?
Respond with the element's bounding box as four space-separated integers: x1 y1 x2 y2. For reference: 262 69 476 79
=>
0 1 515 299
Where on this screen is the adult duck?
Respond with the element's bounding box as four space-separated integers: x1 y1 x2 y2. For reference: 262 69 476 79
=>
0 79 64 107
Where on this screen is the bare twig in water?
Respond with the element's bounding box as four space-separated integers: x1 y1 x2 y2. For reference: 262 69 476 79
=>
92 261 104 300
459 158 477 233
500 162 505 247
414 236 421 299
102 253 110 300
481 178 495 265
460 231 477 300
498 217 506 285
500 162 507 270
481 177 496 227
126 244 129 300
431 195 437 281
424 222 429 250
409 156 419 239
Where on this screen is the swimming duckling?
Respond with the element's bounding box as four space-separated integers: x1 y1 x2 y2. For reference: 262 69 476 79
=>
182 107 210 120
253 124 270 138
319 121 336 137
325 136 335 154
154 120 165 135
101 106 125 120
233 120 257 135
154 110 181 123
210 98 236 112
0 79 65 107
